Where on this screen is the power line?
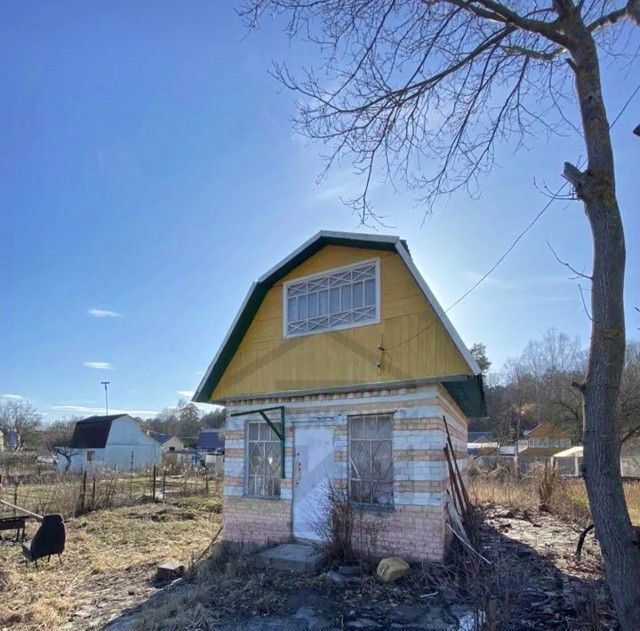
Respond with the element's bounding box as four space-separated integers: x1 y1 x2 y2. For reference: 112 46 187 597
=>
387 80 640 353
386 178 570 352
609 82 640 129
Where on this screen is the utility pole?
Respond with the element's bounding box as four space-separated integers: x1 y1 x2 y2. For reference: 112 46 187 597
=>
101 381 110 415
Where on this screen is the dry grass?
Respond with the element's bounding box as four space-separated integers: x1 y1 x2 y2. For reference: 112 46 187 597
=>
0 495 221 630
469 467 640 526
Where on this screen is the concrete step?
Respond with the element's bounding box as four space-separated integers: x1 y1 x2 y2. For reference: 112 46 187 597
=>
257 542 323 574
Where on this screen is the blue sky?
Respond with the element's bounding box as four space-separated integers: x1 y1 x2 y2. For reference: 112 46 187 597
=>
1 2 638 421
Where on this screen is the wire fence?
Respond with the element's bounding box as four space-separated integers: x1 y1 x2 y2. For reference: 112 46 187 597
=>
0 466 222 519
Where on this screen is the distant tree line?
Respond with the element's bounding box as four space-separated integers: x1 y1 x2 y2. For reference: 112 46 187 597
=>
471 329 640 445
140 401 225 447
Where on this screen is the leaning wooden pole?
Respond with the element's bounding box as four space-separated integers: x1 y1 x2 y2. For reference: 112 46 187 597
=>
0 499 43 521
442 415 471 511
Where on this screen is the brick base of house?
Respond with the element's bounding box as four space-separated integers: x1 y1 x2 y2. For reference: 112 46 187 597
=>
220 383 467 562
223 496 292 547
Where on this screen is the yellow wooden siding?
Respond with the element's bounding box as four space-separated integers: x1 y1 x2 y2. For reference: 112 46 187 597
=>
212 245 471 399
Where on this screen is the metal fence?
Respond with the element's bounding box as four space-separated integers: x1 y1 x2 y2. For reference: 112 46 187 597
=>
0 466 221 519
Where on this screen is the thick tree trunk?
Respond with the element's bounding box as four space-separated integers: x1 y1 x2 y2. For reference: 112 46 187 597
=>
568 30 640 630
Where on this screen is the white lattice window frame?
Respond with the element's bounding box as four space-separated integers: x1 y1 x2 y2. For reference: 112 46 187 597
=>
245 420 282 498
282 258 381 339
347 413 394 507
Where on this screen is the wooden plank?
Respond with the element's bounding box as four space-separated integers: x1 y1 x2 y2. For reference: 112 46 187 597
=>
444 445 466 517
442 415 471 512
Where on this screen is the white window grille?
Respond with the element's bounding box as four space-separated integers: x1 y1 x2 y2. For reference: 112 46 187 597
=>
246 421 281 497
284 259 380 337
348 414 393 506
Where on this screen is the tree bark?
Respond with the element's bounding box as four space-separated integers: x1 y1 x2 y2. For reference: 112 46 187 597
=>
568 28 640 630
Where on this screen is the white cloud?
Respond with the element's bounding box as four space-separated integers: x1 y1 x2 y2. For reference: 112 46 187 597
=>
51 405 157 418
84 361 113 370
1 393 24 400
177 390 195 398
88 308 122 318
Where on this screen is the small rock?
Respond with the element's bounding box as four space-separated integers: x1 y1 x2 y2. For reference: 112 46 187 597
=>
376 557 410 583
156 560 184 581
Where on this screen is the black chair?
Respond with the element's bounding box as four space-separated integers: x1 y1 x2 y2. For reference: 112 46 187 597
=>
22 514 66 565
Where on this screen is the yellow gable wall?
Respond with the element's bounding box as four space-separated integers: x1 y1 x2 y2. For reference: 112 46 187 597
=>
211 245 472 400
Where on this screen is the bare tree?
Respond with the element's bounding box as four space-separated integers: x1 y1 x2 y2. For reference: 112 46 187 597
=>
0 399 42 451
44 418 81 471
619 341 640 441
241 1 640 625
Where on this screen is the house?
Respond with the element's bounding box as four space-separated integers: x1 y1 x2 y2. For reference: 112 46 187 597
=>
551 445 584 477
193 231 485 562
196 428 225 455
196 428 225 473
552 437 640 480
61 414 162 472
153 433 185 453
516 421 572 471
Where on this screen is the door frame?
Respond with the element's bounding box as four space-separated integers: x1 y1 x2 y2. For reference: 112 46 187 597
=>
292 418 336 541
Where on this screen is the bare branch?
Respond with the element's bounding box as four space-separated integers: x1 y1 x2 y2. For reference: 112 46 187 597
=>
577 283 594 321
587 2 640 32
546 239 592 280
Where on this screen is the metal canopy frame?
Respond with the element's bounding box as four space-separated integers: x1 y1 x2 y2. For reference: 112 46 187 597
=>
230 405 285 478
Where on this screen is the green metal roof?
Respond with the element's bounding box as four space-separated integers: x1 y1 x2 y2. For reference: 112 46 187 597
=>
193 230 486 417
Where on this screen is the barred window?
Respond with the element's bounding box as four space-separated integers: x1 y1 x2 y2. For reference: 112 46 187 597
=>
246 421 281 497
284 260 379 337
348 414 393 506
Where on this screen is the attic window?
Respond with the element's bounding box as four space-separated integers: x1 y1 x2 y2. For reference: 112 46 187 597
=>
283 259 380 338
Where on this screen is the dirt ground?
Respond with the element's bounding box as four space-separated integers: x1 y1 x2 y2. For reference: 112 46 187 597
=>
0 496 221 631
0 493 620 630
113 504 614 631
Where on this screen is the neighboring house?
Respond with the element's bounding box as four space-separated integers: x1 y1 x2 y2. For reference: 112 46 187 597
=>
196 428 225 473
516 421 572 471
193 231 485 562
162 447 199 469
154 433 185 453
196 428 225 455
468 431 495 443
552 446 584 477
467 430 499 465
552 438 640 480
61 414 162 472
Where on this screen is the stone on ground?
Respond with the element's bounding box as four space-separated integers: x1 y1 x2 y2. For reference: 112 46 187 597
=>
376 557 410 582
155 560 185 581
257 543 323 574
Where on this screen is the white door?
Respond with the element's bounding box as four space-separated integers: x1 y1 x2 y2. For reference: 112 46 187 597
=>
293 425 334 541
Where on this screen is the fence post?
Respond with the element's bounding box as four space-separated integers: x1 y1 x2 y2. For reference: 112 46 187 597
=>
162 470 166 502
80 471 87 514
91 476 96 509
13 484 18 517
152 465 157 502
205 467 209 496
